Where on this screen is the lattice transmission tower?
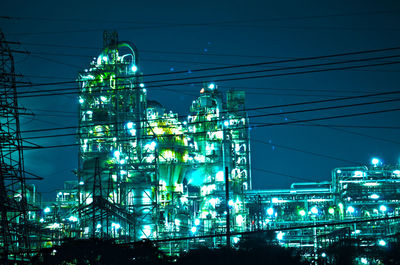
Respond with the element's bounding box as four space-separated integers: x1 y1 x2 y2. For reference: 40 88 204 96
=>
0 29 32 263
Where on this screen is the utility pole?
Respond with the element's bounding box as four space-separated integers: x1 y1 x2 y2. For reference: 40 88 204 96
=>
225 166 230 248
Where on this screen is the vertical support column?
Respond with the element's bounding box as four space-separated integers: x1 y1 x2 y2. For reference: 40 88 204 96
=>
225 166 230 248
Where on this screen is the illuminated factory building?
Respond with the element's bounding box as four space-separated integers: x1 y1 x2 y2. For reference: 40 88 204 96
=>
41 33 400 254
76 32 250 242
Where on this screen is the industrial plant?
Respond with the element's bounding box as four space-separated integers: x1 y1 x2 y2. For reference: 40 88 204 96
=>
1 31 400 263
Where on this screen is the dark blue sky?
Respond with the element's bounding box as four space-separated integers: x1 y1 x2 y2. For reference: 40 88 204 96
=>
2 0 400 199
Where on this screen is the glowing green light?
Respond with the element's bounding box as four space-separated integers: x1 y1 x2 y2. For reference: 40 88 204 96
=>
328 207 335 215
298 209 306 216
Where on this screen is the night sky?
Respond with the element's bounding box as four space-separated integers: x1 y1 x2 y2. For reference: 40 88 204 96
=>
2 1 400 200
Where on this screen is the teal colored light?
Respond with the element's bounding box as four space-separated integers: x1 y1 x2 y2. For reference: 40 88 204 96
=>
378 239 387 246
372 158 380 166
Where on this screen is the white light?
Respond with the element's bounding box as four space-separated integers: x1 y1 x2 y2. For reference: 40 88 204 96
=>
321 253 326 258
379 205 387 212
328 208 335 215
267 207 274 216
228 200 234 207
174 219 180 226
113 150 120 159
360 257 368 264
271 198 279 203
151 141 156 148
236 214 244 226
336 169 342 174
139 83 145 88
96 224 102 229
378 239 387 246
233 237 240 244
223 120 229 127
299 210 306 216
191 226 197 233
131 65 138 72
111 223 121 230
370 194 380 199
372 158 380 166
102 56 108 62
310 206 318 214
100 96 107 102
126 122 134 129
40 218 44 223
68 216 78 222
216 171 224 182
79 98 84 104
208 83 215 89
354 171 364 177
48 223 60 229
393 170 400 176
194 219 200 226
44 207 51 213
347 206 355 214
79 181 84 185
277 231 284 240
119 159 125 165
364 182 380 187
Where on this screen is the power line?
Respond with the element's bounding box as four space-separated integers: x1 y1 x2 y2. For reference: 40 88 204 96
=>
14 46 400 89
21 107 400 150
13 59 400 99
253 139 360 164
19 90 400 135
4 10 400 36
252 168 318 182
20 97 400 141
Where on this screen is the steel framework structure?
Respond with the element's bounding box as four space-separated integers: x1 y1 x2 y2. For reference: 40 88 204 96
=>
0 29 30 263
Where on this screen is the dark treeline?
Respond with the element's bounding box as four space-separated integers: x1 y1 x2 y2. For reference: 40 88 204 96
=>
31 233 400 265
